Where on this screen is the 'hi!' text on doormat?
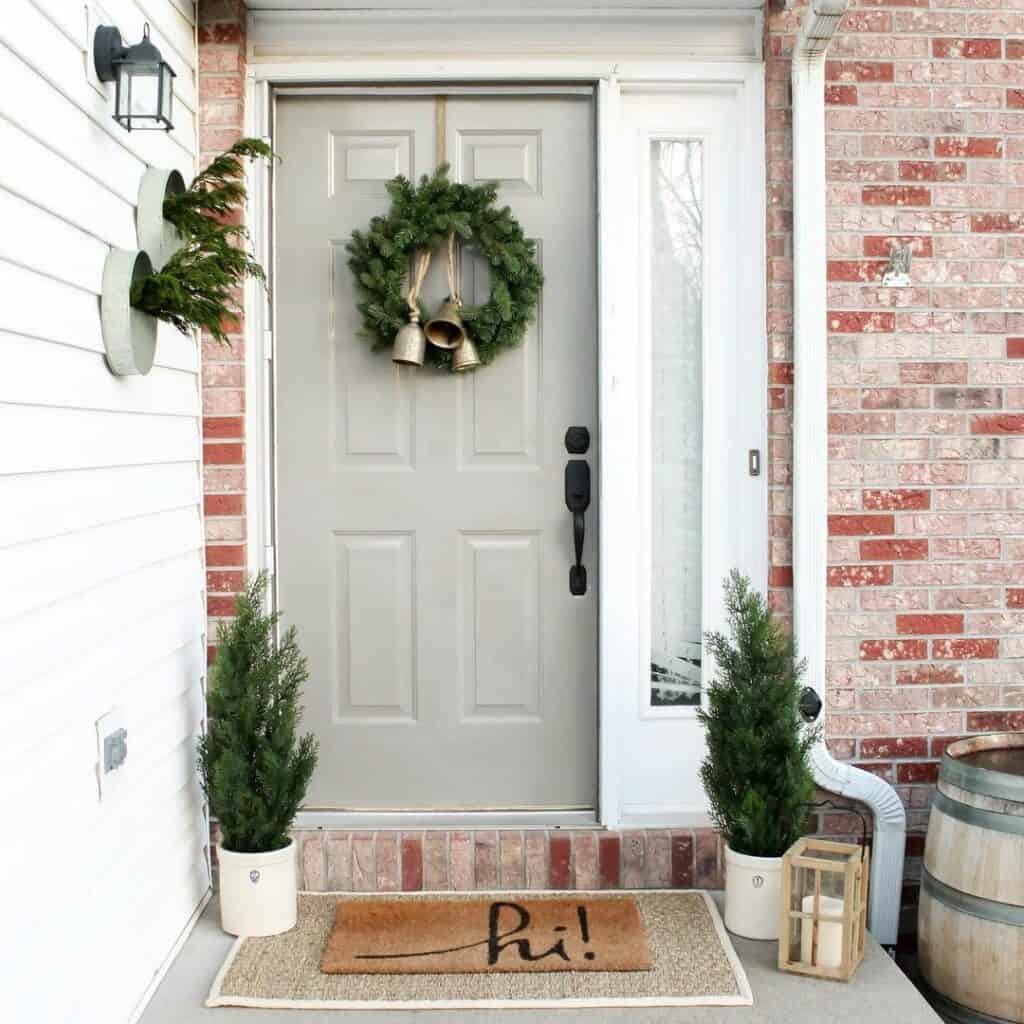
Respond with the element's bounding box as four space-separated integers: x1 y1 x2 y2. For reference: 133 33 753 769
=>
319 896 652 974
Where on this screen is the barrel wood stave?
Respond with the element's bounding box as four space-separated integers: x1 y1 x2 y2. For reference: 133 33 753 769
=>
924 783 1024 905
920 887 1024 1024
919 733 1024 1024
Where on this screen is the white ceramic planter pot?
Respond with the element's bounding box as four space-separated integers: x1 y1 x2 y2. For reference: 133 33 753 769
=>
724 845 783 940
218 839 297 937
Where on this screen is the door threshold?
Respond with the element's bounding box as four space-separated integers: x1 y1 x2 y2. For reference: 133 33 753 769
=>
293 809 599 830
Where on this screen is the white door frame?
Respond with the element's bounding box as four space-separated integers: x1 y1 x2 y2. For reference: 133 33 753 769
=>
241 13 766 831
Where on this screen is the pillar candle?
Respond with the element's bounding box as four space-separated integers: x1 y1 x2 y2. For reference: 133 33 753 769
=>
800 894 845 968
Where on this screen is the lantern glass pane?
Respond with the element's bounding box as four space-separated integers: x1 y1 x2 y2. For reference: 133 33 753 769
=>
158 65 174 126
649 137 704 708
811 846 854 865
798 864 846 903
115 62 166 129
128 65 159 119
788 862 847 969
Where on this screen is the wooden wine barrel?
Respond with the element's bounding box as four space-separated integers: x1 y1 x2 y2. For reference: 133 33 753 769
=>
919 732 1024 1024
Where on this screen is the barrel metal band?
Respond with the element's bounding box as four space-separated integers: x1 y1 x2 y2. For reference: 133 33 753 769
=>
922 866 1024 928
942 755 1024 804
935 790 1024 837
921 980 1020 1024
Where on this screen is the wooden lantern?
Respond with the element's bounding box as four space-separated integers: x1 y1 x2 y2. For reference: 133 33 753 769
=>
778 837 869 982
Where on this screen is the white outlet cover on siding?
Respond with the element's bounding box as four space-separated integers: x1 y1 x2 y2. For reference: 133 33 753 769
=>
95 706 126 801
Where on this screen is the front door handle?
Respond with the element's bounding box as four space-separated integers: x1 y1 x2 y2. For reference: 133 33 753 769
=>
565 459 591 596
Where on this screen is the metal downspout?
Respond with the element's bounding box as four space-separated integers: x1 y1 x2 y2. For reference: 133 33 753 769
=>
790 0 907 947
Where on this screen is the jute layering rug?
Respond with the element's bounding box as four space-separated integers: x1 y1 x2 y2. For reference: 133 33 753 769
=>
206 890 754 1010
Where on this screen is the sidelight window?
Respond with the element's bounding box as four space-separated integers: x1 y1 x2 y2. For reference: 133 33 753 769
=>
648 139 704 709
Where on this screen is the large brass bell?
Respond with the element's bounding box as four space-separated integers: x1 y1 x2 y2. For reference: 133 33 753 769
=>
450 337 481 372
423 297 467 350
392 314 427 366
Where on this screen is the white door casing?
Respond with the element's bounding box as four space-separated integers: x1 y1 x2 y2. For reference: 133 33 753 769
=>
274 93 598 813
243 14 766 827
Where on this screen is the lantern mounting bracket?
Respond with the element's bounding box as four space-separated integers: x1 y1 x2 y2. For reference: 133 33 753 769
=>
93 25 126 83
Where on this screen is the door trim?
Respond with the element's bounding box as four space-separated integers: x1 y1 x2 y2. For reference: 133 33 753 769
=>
243 50 766 832
294 809 597 830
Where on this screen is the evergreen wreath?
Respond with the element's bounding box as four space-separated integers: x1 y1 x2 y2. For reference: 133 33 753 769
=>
132 138 273 345
347 165 543 370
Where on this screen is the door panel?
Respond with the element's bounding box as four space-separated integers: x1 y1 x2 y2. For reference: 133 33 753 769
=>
275 93 598 811
333 532 416 721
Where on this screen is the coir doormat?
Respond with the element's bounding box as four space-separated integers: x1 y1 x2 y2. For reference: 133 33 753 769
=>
320 895 651 974
206 890 754 1010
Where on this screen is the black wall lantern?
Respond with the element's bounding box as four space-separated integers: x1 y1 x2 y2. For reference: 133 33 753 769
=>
94 23 175 132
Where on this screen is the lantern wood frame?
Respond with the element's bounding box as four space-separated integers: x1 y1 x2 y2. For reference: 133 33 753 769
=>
778 837 870 983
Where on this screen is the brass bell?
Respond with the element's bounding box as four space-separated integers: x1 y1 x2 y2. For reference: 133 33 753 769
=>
450 337 482 372
392 316 426 366
423 297 467 350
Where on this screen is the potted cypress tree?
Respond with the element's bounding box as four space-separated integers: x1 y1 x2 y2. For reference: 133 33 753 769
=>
198 573 318 937
698 571 817 940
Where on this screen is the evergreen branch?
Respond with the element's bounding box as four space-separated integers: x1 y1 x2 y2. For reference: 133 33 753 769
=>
132 138 274 344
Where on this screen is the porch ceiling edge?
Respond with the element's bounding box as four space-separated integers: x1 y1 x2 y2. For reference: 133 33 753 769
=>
790 0 907 949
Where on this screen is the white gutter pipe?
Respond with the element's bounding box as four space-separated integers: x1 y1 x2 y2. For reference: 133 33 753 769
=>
791 0 907 949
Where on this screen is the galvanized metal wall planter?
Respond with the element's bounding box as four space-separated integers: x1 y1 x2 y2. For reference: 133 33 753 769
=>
101 249 157 376
100 167 184 376
136 167 185 270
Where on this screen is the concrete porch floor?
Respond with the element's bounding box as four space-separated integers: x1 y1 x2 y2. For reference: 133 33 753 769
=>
140 895 942 1023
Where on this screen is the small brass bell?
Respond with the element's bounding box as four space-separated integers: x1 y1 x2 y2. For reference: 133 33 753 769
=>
392 315 426 366
450 337 482 372
423 297 467 350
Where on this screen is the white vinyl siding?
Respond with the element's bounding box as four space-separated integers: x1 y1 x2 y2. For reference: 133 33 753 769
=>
0 3 206 1023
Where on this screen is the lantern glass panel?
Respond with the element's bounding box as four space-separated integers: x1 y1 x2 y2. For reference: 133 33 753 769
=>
114 60 174 131
128 64 157 116
783 866 800 967
158 64 175 126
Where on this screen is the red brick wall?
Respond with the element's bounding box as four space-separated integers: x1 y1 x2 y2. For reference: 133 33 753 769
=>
767 0 1024 899
198 0 248 659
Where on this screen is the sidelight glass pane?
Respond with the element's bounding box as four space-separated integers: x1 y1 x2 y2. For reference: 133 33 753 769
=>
649 139 703 708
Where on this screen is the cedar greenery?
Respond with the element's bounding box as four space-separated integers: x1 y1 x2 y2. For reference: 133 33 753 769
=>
197 573 318 854
131 139 273 345
347 164 543 369
697 571 818 858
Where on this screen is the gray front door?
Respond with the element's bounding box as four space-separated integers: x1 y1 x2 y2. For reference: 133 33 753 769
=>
275 92 597 812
